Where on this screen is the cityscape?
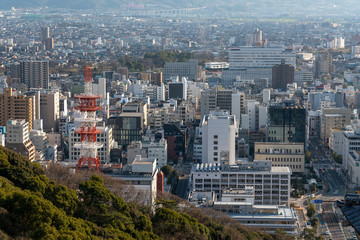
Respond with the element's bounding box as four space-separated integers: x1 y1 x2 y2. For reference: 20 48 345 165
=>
1 2 360 240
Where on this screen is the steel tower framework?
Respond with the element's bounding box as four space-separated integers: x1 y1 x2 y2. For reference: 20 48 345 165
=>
74 66 103 171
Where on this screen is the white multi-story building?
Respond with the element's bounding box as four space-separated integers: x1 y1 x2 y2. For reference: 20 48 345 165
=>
126 137 168 168
231 92 246 128
145 84 165 102
352 45 360 58
148 108 176 129
190 160 291 206
221 47 296 87
200 111 238 166
69 126 116 163
330 128 351 156
111 155 159 208
30 125 48 161
92 78 106 99
205 62 229 70
242 100 267 131
193 138 202 162
187 81 202 103
294 68 313 86
148 138 168 168
308 110 321 138
176 101 195 124
126 141 147 164
228 47 296 70
342 129 360 176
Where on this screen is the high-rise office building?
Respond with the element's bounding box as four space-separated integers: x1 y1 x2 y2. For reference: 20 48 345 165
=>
0 88 34 130
6 119 35 161
40 91 60 132
314 52 334 78
25 89 60 132
267 101 307 145
200 87 245 119
272 60 295 90
45 37 54 50
10 61 49 89
200 111 238 166
41 26 49 43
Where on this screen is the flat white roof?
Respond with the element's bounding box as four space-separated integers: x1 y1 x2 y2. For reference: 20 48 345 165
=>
270 167 291 173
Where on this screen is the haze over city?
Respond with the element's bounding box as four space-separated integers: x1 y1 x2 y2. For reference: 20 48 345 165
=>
0 1 360 240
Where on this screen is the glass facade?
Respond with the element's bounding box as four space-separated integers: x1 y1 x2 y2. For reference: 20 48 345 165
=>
267 102 306 144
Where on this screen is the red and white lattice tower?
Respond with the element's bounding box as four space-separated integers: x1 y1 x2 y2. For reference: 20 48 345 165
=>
74 66 103 171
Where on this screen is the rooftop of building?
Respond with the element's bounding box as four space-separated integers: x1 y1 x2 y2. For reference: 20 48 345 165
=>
226 207 296 221
255 142 304 146
119 112 143 117
7 119 26 125
192 162 290 174
271 167 291 173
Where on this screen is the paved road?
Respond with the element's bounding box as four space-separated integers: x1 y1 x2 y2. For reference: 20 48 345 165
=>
321 170 346 197
322 203 346 240
298 138 358 239
309 138 346 197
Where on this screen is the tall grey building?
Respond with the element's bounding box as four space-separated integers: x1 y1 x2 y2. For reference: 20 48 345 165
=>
314 52 334 78
200 87 245 118
10 61 49 89
41 26 49 43
163 59 198 81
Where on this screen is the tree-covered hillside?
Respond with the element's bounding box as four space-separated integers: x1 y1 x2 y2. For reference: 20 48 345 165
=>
0 146 291 239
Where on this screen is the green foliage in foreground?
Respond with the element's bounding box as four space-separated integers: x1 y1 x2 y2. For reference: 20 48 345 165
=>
0 146 289 239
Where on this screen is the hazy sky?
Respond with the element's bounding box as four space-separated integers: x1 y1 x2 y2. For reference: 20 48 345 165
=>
0 0 359 17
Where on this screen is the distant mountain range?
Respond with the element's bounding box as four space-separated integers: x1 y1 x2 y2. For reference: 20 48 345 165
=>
0 0 359 17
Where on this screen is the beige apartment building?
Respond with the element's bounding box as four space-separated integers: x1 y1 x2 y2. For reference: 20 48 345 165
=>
254 142 305 173
0 88 34 130
6 119 35 161
321 108 351 147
